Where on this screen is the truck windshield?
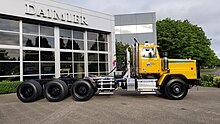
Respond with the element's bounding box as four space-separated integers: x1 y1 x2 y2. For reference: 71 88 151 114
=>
142 48 155 58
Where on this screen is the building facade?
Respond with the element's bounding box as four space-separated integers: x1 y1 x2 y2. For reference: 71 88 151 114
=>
0 0 115 81
115 13 156 44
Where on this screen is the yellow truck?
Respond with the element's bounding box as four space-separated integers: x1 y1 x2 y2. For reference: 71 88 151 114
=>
132 41 199 99
17 40 200 102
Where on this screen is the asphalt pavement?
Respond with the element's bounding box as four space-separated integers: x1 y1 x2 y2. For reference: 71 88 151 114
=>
0 86 220 124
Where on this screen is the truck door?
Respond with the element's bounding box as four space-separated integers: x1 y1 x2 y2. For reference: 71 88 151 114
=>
139 47 161 74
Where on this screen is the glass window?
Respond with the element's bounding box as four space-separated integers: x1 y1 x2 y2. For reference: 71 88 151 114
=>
41 75 55 79
88 63 98 72
41 63 55 74
115 24 153 34
100 63 108 72
88 53 98 61
74 53 84 61
0 77 20 81
40 25 54 36
23 50 39 61
0 18 19 32
100 73 108 76
73 30 83 39
0 49 19 61
74 74 84 78
99 54 108 62
88 41 97 51
98 33 107 42
74 63 84 73
60 52 72 61
23 35 39 47
73 40 84 50
60 63 73 73
60 28 71 38
0 32 19 46
60 38 72 49
0 62 20 76
142 48 155 58
23 62 39 75
87 32 97 41
99 43 107 51
41 51 55 61
24 76 39 81
23 23 38 34
40 36 54 48
89 73 98 77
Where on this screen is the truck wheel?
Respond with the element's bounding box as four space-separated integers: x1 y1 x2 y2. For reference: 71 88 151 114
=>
71 80 94 101
17 80 42 102
164 79 188 100
43 80 68 102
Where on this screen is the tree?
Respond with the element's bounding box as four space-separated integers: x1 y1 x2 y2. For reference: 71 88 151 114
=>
115 41 129 70
157 18 219 67
116 41 129 63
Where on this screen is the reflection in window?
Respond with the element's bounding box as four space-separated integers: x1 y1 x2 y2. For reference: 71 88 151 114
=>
74 74 84 78
74 63 84 73
0 49 19 61
0 18 19 32
88 41 97 51
99 42 107 51
73 30 84 39
87 32 97 41
41 63 55 74
23 76 39 81
73 40 84 50
74 53 84 61
40 25 54 36
23 50 39 61
23 63 39 75
60 52 72 61
115 24 153 34
99 63 108 72
23 35 39 47
0 32 19 46
41 75 55 79
0 62 20 76
60 63 73 74
88 63 98 72
60 38 72 49
88 53 98 61
98 33 107 42
60 28 71 38
89 73 98 77
99 54 108 62
0 76 20 81
41 51 55 61
23 23 38 34
40 36 54 48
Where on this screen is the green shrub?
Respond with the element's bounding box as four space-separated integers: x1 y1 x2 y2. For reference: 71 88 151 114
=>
213 76 220 88
0 81 21 94
200 75 214 87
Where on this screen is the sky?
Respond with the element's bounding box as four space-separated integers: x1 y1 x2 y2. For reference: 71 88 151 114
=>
54 0 220 58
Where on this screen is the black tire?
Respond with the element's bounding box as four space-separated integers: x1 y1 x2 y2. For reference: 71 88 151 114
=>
71 80 94 101
17 80 42 102
43 80 68 102
164 79 188 100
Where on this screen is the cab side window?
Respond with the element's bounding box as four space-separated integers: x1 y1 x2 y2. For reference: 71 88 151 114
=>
142 48 155 58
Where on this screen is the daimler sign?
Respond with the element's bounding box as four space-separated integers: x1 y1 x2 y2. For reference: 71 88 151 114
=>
25 3 88 26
